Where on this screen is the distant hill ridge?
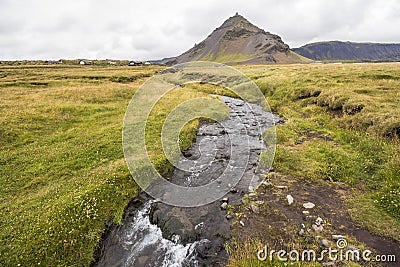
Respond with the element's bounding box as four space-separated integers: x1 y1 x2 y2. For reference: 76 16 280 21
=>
165 13 309 65
293 41 400 61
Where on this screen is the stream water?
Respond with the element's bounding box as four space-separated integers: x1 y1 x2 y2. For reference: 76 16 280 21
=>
95 96 281 267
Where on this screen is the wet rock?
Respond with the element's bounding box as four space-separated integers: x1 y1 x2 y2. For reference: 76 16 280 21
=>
96 95 282 267
303 202 315 209
320 239 330 248
138 256 149 265
195 241 212 259
251 205 260 214
287 194 294 205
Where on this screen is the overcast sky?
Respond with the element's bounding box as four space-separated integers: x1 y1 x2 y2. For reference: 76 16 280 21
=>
0 0 399 60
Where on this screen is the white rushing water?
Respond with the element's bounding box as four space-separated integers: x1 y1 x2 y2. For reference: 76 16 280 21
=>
121 201 207 267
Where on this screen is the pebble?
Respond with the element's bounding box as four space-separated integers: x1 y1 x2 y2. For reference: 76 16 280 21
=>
220 202 228 210
320 239 330 248
248 193 257 198
226 214 233 220
298 229 305 236
256 200 265 205
302 211 310 215
239 220 245 227
303 202 316 209
287 194 294 205
221 197 229 203
251 205 260 214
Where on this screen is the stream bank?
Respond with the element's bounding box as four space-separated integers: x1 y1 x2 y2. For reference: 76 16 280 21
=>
94 95 280 267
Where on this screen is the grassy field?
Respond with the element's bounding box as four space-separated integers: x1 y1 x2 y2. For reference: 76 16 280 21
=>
0 63 399 266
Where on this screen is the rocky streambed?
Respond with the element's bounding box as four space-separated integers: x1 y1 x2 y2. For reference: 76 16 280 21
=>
94 96 281 267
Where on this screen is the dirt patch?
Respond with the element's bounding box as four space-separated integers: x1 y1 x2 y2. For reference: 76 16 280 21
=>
229 173 400 266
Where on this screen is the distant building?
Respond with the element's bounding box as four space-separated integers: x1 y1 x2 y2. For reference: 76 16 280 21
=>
108 61 117 65
79 60 92 65
128 61 143 66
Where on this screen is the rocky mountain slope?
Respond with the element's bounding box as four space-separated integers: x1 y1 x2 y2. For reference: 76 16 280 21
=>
293 41 400 61
166 13 309 65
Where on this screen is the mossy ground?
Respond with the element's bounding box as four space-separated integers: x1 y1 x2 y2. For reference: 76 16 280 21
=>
0 63 399 266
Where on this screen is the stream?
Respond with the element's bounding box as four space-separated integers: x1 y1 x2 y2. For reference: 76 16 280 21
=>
95 96 281 267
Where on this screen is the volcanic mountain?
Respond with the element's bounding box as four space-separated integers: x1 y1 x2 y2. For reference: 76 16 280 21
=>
166 13 309 65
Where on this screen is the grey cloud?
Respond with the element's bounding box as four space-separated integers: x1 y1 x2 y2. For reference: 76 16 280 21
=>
0 0 399 60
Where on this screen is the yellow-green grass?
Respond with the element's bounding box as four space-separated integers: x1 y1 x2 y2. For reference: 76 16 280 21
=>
0 65 216 266
1 63 400 266
226 63 400 265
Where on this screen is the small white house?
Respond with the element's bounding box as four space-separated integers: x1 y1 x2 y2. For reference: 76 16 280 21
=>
79 60 92 65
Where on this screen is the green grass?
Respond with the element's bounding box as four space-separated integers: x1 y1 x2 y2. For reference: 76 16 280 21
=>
0 65 207 266
1 63 400 266
226 63 400 266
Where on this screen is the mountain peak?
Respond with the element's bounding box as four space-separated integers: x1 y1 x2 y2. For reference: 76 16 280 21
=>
167 14 309 65
217 13 260 32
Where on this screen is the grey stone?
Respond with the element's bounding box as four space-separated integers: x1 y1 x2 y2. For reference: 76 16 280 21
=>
220 202 228 210
320 239 330 248
287 194 294 205
303 202 315 209
251 205 260 214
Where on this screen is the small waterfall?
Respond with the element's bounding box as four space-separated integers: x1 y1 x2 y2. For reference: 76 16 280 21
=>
119 201 208 267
